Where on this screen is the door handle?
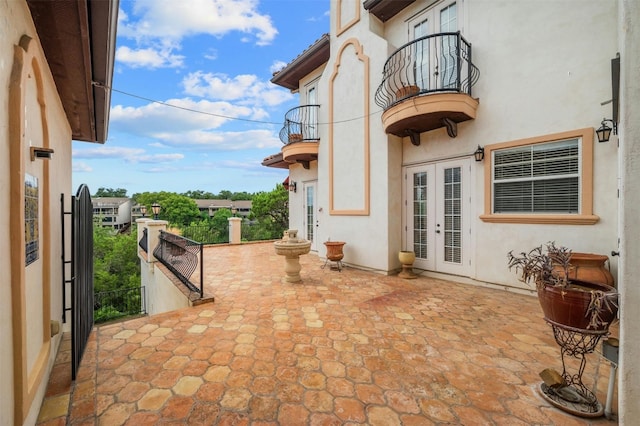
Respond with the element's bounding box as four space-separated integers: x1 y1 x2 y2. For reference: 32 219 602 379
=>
435 230 441 234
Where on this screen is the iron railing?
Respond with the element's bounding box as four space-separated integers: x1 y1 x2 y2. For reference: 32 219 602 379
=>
181 225 228 244
375 32 479 110
153 231 204 298
278 105 320 144
139 227 148 253
94 286 147 323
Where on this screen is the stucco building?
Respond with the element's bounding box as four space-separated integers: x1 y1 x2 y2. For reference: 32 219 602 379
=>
1 1 118 424
264 0 640 420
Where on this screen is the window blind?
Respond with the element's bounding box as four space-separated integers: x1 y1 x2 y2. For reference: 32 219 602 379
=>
493 139 580 213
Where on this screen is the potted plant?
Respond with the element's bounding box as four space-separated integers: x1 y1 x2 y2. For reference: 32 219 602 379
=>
507 242 618 331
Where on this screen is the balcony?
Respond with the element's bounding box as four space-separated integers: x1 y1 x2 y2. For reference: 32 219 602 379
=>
279 105 320 169
375 32 480 141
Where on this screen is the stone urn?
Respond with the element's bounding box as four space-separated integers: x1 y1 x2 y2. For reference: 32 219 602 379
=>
323 241 346 271
398 250 417 279
274 230 311 283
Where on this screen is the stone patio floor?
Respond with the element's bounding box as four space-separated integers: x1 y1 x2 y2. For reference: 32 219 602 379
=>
37 241 618 425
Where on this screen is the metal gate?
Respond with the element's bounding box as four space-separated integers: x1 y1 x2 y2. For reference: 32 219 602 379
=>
62 184 94 380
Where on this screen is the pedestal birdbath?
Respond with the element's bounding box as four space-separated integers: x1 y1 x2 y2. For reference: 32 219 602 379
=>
274 229 311 283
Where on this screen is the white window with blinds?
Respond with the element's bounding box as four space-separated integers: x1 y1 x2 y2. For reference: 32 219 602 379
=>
492 139 580 214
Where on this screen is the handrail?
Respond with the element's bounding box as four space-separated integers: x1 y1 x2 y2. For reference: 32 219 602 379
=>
153 231 204 298
279 104 320 144
375 31 479 110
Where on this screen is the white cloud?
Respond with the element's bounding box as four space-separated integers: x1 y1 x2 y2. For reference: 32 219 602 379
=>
270 60 288 75
116 46 184 69
73 162 93 172
181 71 293 106
110 98 261 135
72 146 185 164
117 0 278 69
138 153 185 163
73 146 145 160
153 129 282 151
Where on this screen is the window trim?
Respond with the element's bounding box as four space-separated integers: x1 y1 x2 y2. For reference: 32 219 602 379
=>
480 128 599 225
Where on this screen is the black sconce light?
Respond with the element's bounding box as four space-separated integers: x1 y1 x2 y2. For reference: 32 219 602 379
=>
474 145 485 162
140 205 147 217
151 202 161 219
289 181 297 193
596 118 617 143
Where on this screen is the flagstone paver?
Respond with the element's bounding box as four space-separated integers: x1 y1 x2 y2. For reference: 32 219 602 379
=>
38 241 618 425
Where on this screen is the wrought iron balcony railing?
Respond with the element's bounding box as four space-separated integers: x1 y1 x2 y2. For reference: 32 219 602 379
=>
153 231 204 298
279 105 320 144
375 32 479 110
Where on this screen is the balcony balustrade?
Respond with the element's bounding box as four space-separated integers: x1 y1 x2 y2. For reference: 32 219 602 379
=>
279 105 320 168
375 32 480 141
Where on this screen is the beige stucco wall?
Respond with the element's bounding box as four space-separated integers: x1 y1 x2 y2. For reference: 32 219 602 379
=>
301 0 621 286
1 1 74 424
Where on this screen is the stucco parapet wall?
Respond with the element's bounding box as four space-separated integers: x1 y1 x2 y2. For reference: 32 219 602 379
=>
154 262 215 305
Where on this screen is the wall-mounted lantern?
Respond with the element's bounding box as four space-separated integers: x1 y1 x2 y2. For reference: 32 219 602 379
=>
474 145 485 162
596 119 617 143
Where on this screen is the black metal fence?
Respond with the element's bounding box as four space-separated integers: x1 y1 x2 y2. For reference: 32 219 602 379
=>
278 104 320 144
71 184 94 380
375 31 479 110
153 231 204 298
94 286 147 323
181 225 228 244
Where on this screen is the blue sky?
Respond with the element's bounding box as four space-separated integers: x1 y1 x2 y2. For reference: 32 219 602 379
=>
72 0 329 197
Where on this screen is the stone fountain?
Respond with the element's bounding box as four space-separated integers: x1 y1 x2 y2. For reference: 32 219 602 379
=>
274 229 311 283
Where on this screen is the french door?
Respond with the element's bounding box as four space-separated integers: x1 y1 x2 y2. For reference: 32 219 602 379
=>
410 1 458 91
303 181 318 251
404 159 470 276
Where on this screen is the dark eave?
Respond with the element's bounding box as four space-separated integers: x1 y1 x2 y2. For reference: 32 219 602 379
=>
363 0 416 22
27 0 119 143
261 152 289 169
271 34 330 91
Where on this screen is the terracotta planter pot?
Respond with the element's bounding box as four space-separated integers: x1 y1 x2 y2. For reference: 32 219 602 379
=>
324 241 346 261
288 133 303 143
395 85 420 100
567 253 615 287
537 280 618 331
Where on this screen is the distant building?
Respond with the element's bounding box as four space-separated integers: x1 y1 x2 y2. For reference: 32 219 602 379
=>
92 197 132 230
194 199 252 218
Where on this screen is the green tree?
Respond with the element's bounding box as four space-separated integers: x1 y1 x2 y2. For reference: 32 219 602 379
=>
182 190 216 199
135 191 201 226
217 190 232 200
94 187 127 197
230 191 253 201
93 225 140 293
250 184 289 239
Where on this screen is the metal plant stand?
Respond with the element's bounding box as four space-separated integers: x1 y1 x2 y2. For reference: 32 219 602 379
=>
539 319 607 417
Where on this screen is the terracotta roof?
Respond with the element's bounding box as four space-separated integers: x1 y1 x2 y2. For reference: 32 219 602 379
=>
271 34 330 91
